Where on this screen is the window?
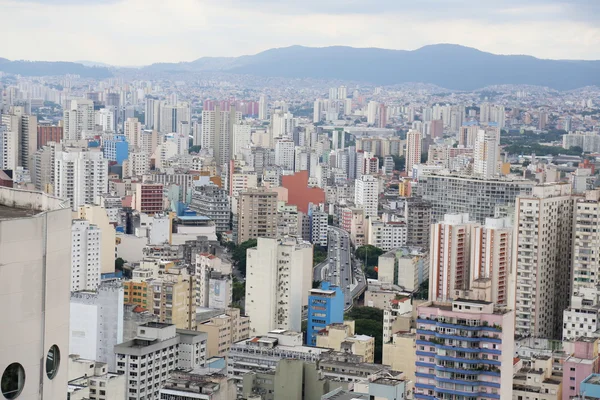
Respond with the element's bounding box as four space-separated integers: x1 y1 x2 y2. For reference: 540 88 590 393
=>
1 363 25 399
46 345 61 379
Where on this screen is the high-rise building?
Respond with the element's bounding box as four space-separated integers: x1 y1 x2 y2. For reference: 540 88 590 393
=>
70 219 102 291
245 237 313 335
458 123 479 147
0 187 72 400
124 117 141 148
144 97 161 130
367 101 379 125
237 187 278 243
133 182 164 215
95 108 115 132
307 282 344 346
354 174 378 218
201 105 242 166
313 99 323 123
31 142 56 192
159 102 190 133
63 99 95 140
2 106 37 169
54 149 108 210
429 213 478 301
469 217 512 307
196 308 250 358
309 208 328 246
405 197 432 248
69 280 124 370
473 129 499 178
232 123 251 157
414 298 515 399
37 125 62 148
274 137 295 170
258 95 268 120
514 183 574 338
0 124 18 170
102 133 129 165
405 129 422 174
76 205 117 275
271 110 296 140
189 184 230 233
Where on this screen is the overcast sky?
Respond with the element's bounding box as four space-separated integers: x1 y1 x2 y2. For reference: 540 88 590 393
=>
1 0 599 65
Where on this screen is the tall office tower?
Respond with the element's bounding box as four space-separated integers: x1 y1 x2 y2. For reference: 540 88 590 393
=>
258 95 268 120
0 124 18 170
2 107 37 169
313 99 323 123
338 85 347 100
159 102 190 133
514 183 574 339
414 298 515 399
202 105 242 166
405 197 432 248
69 281 124 370
469 217 512 307
200 107 217 150
458 124 479 147
95 108 114 132
37 125 62 149
355 174 379 218
492 105 506 129
64 99 95 140
328 87 338 100
144 97 161 129
271 110 296 140
245 237 313 334
237 187 278 243
367 101 378 125
0 187 71 400
564 116 572 132
54 149 108 210
539 111 548 130
405 129 422 174
306 282 344 346
473 129 499 178
275 137 295 171
479 102 491 123
70 219 102 291
429 213 478 302
189 184 230 233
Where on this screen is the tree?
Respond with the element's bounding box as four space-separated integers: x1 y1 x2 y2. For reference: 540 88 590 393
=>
355 245 384 280
414 279 429 300
189 145 201 154
522 160 531 168
391 155 405 171
313 245 328 266
231 239 257 277
115 257 126 271
327 215 334 225
232 280 245 303
345 307 384 363
420 153 428 163
312 280 322 289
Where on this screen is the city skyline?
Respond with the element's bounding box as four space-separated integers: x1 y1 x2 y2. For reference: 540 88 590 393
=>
1 0 600 65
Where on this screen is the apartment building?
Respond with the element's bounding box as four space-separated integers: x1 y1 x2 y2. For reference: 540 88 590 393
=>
237 187 278 243
196 308 250 358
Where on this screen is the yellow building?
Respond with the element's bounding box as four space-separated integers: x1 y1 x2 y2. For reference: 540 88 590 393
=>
196 308 250 357
315 321 375 363
383 332 416 394
123 280 150 308
76 205 117 275
148 270 196 330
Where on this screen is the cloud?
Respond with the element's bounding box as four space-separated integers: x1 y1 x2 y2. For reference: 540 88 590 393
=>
0 0 598 65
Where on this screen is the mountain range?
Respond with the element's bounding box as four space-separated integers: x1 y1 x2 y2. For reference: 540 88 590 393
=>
2 44 600 90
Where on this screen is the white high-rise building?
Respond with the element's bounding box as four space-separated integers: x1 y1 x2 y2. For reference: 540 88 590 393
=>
354 174 378 218
64 99 95 140
0 124 18 170
125 149 150 178
2 106 37 169
473 129 499 178
71 219 102 291
245 237 313 335
514 183 574 339
338 85 347 100
139 129 159 156
159 102 190 133
271 110 296 140
54 149 108 210
95 108 115 132
232 124 251 157
144 97 161 130
124 117 141 148
201 106 242 166
0 187 72 400
69 280 124 370
258 95 268 120
429 213 478 302
405 129 422 174
275 138 295 171
367 101 379 125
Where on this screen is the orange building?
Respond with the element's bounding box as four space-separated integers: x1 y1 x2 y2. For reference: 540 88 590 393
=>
281 170 325 214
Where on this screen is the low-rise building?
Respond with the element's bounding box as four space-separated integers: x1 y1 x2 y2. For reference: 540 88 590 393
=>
68 355 126 400
196 308 250 358
158 371 237 400
512 355 562 400
316 321 375 363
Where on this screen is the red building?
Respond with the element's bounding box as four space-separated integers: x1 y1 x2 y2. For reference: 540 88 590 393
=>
134 183 164 215
281 171 325 214
37 126 63 148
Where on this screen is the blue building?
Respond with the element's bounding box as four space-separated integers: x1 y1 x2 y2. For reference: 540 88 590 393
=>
307 282 344 346
103 134 129 165
581 374 600 399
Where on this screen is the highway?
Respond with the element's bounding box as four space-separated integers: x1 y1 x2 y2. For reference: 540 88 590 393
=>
313 226 367 311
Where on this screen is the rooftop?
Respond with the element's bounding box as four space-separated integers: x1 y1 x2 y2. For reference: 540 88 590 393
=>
372 377 406 386
584 374 600 385
0 204 40 219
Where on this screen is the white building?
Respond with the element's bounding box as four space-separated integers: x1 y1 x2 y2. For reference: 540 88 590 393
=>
124 117 141 148
54 149 108 210
271 110 296 140
473 129 499 178
64 99 95 140
245 238 313 335
514 183 574 339
0 187 72 400
124 149 149 178
0 124 18 170
95 108 115 132
275 138 295 171
69 281 124 370
232 124 251 157
367 219 407 251
355 174 378 218
310 210 328 247
71 219 102 291
114 323 207 400
68 356 126 400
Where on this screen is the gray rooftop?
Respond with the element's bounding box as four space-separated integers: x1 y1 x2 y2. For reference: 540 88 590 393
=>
0 204 39 219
